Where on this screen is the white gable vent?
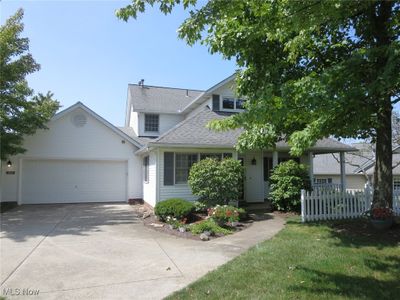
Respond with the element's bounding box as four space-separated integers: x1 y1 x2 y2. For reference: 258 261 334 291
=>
72 113 87 127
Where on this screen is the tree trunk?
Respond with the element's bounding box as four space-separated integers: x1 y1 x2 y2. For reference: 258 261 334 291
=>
371 1 393 209
373 102 393 208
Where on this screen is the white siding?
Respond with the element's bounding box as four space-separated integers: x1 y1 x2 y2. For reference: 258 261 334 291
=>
143 152 157 206
1 107 142 203
138 113 184 137
314 175 367 191
129 111 139 136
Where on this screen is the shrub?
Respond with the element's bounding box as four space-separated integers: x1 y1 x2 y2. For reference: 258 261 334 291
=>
154 198 194 221
208 205 246 224
189 219 233 235
193 201 208 213
188 158 244 207
269 160 311 212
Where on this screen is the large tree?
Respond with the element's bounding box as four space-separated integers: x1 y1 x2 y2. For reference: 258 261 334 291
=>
117 1 400 208
0 9 59 160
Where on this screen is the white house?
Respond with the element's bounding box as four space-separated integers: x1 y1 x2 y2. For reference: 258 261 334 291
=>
313 143 400 191
1 75 355 207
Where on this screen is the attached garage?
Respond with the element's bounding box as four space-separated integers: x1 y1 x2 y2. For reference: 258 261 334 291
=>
1 102 143 205
21 160 127 204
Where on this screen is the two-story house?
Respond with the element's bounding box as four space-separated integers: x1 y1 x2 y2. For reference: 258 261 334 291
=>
1 75 355 206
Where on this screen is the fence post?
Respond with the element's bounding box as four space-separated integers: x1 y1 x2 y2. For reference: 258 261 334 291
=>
364 182 372 211
301 189 305 223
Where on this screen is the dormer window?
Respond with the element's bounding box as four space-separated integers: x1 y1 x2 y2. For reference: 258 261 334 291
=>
144 114 159 132
221 97 246 111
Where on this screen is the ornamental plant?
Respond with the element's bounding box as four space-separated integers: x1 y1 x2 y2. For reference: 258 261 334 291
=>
269 160 312 212
154 198 194 221
370 207 393 220
189 219 232 235
208 205 245 224
188 158 244 206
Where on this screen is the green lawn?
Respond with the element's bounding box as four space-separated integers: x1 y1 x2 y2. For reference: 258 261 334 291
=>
168 217 400 300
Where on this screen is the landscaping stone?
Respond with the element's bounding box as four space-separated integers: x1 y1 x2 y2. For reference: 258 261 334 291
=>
178 227 186 233
203 231 212 237
150 223 164 228
200 233 210 241
142 212 151 219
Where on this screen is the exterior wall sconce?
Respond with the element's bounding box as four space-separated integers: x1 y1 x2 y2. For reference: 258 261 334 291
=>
251 157 257 165
7 160 12 168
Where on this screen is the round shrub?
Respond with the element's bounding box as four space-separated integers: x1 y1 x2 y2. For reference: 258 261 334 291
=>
269 160 311 212
188 158 244 207
154 198 194 221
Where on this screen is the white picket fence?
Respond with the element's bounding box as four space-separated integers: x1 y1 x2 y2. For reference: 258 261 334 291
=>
301 186 400 222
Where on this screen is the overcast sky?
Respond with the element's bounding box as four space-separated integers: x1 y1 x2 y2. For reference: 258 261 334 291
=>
1 0 235 126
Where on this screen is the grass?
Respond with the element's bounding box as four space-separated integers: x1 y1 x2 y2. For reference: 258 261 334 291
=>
167 217 400 300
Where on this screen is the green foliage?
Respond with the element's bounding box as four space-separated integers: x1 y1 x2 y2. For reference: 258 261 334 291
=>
117 0 400 207
208 205 245 224
193 201 207 213
188 158 244 206
0 9 60 160
269 160 311 212
189 219 233 235
154 198 194 221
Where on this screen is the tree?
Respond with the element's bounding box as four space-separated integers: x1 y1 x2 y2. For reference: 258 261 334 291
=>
0 9 59 160
188 158 244 206
117 1 400 208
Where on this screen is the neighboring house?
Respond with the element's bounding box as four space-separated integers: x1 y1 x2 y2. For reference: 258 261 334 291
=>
313 143 400 191
1 75 355 206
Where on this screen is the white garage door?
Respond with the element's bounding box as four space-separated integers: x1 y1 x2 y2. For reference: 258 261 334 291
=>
21 160 127 204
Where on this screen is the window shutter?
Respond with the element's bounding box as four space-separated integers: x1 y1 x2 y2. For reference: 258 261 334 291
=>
212 94 220 111
164 152 174 185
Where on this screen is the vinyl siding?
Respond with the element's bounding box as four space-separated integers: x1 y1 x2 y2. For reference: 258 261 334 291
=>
138 113 184 137
143 152 157 206
129 111 139 136
1 107 142 203
314 175 367 191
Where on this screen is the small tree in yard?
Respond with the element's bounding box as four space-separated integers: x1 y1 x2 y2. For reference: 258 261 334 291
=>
188 158 244 207
0 9 59 160
269 160 311 212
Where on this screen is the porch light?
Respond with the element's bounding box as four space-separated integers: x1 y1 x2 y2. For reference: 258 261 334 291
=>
251 157 257 165
7 160 12 168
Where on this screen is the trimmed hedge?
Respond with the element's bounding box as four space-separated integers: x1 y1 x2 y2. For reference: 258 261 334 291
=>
154 198 194 221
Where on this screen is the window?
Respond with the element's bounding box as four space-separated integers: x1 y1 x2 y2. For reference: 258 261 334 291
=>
222 97 246 111
144 114 159 132
200 153 233 161
314 178 333 184
143 156 149 183
394 177 400 190
222 98 235 109
236 99 246 109
175 153 198 184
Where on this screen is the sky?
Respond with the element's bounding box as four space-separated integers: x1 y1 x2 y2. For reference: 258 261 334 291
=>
1 0 236 126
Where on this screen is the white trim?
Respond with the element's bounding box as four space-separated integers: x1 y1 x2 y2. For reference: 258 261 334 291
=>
180 74 236 114
53 102 143 148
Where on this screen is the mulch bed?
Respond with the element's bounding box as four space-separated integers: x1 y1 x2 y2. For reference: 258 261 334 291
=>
328 218 400 244
138 208 254 241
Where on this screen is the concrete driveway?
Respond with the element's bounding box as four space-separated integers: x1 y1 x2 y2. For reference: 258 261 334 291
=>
0 204 284 299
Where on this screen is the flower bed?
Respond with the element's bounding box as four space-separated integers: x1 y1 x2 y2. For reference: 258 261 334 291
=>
143 201 252 241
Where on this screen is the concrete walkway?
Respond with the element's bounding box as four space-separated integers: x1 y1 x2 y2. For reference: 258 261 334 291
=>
0 204 285 299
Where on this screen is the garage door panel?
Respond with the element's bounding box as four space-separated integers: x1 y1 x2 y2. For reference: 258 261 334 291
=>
21 160 127 204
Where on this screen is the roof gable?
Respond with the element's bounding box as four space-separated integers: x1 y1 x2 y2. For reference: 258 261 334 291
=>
53 102 143 148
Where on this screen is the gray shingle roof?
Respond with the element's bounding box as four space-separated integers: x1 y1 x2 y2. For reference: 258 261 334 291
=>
128 84 204 114
118 126 157 145
144 107 356 152
313 152 373 175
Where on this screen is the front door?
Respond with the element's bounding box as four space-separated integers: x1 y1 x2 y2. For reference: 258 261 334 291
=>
244 152 264 203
